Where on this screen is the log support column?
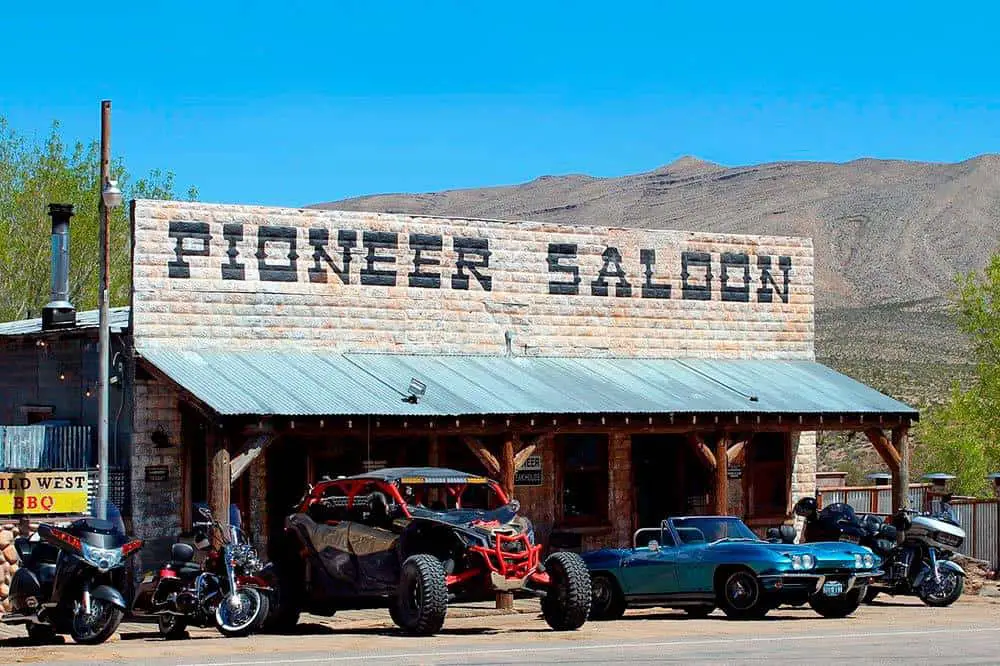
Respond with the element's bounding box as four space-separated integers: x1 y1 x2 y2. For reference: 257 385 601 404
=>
714 434 729 515
866 426 910 513
497 436 516 610
209 432 231 549
892 426 910 512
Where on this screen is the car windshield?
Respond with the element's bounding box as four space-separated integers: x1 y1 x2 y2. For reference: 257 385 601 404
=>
671 517 760 544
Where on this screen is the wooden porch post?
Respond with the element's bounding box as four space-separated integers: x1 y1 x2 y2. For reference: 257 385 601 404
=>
497 435 516 611
892 426 911 512
209 430 231 548
714 434 729 515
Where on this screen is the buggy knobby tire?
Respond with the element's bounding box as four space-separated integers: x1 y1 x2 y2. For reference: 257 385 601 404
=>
541 551 591 631
589 573 626 621
393 554 448 636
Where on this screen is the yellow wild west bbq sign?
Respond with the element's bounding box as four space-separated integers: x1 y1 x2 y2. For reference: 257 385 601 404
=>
0 471 89 516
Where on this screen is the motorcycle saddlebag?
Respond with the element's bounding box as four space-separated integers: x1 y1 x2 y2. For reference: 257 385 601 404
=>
7 568 42 612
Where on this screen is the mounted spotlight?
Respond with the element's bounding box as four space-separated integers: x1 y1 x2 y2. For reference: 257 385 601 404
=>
404 378 426 404
102 179 122 209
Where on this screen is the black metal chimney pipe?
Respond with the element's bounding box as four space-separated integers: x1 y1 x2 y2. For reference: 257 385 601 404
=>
41 203 76 330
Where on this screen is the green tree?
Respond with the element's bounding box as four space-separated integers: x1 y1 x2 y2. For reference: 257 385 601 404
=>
916 253 1000 496
0 118 197 322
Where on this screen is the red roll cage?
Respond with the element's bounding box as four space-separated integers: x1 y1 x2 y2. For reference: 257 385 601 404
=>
299 475 510 520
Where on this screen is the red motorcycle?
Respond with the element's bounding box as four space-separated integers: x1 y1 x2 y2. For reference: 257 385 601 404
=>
131 506 271 638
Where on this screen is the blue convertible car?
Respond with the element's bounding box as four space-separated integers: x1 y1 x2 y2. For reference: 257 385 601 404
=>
581 516 882 620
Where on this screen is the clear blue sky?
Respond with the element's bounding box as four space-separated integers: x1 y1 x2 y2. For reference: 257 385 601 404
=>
2 1 998 207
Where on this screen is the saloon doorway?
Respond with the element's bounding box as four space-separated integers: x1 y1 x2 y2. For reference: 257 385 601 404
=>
632 434 712 530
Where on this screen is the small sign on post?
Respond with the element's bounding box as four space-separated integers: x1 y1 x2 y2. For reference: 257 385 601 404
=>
145 465 170 483
514 455 543 487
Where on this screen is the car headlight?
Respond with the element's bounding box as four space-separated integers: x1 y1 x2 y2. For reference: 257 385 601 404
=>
854 553 864 568
790 554 815 570
863 553 875 568
82 543 124 570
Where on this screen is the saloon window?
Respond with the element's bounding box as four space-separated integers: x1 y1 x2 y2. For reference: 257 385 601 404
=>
559 434 609 526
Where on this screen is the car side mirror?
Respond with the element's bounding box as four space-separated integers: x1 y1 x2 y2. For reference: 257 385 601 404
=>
647 539 659 552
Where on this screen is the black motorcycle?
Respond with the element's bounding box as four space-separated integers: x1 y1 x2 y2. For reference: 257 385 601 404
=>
794 496 966 607
2 505 143 644
131 505 270 638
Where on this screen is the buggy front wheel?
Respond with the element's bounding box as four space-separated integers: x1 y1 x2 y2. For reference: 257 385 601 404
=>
541 552 591 630
392 554 448 635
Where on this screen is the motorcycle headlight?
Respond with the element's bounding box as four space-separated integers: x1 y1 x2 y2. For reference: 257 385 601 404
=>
863 553 875 569
82 543 124 570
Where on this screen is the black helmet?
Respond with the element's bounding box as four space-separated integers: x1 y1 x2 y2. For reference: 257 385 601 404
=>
793 496 818 518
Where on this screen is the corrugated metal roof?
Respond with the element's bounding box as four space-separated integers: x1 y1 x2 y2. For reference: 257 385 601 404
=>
138 349 918 418
0 307 130 336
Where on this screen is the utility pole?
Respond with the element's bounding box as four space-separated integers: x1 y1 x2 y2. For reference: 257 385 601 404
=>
96 100 112 520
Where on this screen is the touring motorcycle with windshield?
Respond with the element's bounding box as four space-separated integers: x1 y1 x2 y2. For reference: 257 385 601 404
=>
794 496 966 607
131 505 270 638
1 504 142 644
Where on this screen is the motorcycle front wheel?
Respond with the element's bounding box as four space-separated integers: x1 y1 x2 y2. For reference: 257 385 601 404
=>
918 568 964 607
215 587 269 638
70 598 124 645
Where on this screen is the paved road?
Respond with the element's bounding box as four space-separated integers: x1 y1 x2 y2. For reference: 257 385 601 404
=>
5 597 999 665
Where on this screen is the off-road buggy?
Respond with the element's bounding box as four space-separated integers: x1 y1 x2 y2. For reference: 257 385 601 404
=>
263 467 590 635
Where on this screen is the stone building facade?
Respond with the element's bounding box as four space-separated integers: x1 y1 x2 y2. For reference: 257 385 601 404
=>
0 199 918 590
125 200 834 556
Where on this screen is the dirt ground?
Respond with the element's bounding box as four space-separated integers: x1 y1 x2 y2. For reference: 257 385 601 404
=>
3 595 998 664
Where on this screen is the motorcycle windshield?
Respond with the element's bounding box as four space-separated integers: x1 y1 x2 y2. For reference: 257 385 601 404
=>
70 503 128 548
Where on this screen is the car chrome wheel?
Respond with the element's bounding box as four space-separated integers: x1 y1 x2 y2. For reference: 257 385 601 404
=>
588 573 625 621
725 572 759 611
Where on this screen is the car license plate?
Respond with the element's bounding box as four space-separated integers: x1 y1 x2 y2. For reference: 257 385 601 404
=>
822 581 844 596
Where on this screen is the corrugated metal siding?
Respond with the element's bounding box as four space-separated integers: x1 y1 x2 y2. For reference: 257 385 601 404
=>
138 349 919 418
950 501 998 565
0 425 93 470
0 306 130 336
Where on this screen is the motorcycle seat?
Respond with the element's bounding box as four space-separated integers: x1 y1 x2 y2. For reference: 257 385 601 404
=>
167 561 203 577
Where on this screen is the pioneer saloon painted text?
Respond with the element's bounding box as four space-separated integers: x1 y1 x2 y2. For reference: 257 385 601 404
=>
167 221 793 303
